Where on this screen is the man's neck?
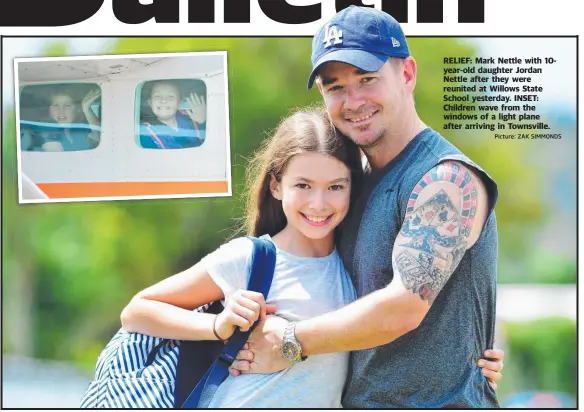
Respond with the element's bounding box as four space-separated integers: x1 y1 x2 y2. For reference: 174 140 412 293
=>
365 116 427 171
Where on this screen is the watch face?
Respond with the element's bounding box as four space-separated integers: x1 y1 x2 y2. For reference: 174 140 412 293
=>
281 341 300 360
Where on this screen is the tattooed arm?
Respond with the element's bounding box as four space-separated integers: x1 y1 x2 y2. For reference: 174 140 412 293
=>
392 160 488 304
230 161 493 375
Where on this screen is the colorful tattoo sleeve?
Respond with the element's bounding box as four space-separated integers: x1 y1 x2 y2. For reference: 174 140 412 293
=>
393 161 478 305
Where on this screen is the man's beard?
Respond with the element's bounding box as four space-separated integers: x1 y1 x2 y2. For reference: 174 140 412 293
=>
352 125 386 150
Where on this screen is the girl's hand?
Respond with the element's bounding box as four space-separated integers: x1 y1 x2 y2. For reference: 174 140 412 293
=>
214 290 277 341
186 93 206 124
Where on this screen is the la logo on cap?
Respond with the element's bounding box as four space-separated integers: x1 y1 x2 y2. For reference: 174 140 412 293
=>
323 24 343 48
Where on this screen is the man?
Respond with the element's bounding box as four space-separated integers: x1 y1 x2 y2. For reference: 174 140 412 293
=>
231 6 503 408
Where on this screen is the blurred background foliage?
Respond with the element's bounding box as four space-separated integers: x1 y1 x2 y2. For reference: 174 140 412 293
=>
2 37 576 402
500 318 577 397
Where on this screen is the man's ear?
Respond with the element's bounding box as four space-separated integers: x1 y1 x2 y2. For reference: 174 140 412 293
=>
269 175 282 200
402 56 417 93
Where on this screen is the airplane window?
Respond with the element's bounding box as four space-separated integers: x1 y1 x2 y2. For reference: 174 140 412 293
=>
19 83 102 152
136 79 207 150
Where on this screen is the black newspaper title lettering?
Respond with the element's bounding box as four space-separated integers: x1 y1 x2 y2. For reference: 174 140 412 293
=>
0 0 104 26
458 0 484 23
335 0 371 10
224 0 251 23
258 0 321 24
336 0 483 23
415 0 485 22
188 0 215 23
0 0 485 26
380 0 408 23
335 0 408 22
113 0 180 24
187 0 250 23
416 0 442 23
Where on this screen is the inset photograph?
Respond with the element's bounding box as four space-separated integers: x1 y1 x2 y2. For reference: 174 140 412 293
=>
15 52 231 203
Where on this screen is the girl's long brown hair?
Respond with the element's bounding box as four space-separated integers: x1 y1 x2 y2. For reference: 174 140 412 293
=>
243 108 363 237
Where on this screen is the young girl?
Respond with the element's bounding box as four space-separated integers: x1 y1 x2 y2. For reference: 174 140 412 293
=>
139 80 206 149
120 109 502 408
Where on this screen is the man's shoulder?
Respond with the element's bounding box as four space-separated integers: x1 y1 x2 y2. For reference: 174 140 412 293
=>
404 129 496 207
419 129 466 162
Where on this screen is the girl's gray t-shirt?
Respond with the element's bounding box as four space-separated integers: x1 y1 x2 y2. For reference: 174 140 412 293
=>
200 235 357 408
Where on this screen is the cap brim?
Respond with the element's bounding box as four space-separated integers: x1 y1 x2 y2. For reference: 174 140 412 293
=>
307 49 389 89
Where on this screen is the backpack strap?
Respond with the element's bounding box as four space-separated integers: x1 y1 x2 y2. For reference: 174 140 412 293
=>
181 236 276 408
143 122 167 149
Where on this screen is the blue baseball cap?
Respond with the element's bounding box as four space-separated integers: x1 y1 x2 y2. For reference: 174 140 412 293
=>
308 6 410 89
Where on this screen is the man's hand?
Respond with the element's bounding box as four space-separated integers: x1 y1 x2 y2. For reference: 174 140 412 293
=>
478 348 504 390
229 315 292 376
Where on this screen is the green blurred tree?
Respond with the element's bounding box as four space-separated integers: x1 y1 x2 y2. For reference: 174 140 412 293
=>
498 318 576 399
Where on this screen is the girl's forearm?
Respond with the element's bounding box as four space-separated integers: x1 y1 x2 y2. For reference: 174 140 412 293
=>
120 298 218 341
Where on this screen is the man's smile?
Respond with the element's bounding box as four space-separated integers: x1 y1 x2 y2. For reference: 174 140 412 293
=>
345 110 379 124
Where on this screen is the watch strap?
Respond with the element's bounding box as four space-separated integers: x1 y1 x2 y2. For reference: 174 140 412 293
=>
284 322 306 362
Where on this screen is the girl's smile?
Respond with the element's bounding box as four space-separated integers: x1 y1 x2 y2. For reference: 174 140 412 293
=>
300 213 333 227
270 152 351 254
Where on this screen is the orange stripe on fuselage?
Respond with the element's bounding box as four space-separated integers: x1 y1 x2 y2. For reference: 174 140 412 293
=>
36 181 229 198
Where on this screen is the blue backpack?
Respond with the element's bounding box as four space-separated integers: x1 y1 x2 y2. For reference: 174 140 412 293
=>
79 237 276 408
